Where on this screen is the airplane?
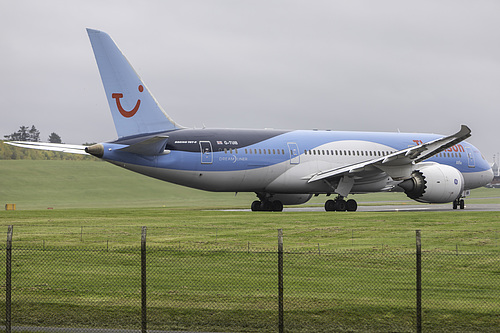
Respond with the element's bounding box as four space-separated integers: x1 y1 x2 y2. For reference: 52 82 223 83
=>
8 29 494 212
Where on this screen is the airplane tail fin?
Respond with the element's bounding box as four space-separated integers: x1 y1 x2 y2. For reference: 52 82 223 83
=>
87 29 182 139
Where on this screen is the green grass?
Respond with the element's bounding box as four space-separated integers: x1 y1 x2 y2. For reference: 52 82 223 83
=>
1 237 499 332
1 160 500 332
1 208 500 252
1 159 499 210
1 208 500 332
0 159 259 209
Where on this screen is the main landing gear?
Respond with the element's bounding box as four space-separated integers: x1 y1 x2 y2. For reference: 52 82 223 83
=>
452 198 465 210
324 197 358 212
251 200 284 212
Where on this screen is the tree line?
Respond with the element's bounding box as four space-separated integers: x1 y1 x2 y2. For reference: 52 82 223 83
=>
4 125 62 143
1 125 94 160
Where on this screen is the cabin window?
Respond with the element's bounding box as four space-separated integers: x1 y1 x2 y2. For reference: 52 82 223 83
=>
326 150 330 155
224 148 228 154
268 149 271 155
259 149 262 154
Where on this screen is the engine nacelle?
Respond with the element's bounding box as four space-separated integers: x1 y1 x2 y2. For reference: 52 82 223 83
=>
398 164 464 203
272 194 313 205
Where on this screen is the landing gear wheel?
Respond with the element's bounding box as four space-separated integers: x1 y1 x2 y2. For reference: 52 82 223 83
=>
271 200 284 212
261 201 273 212
251 196 284 212
325 198 354 212
325 199 335 211
453 199 466 210
251 200 261 211
335 199 347 211
346 199 358 212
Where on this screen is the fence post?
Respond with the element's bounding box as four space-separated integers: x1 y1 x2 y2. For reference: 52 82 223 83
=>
416 230 422 333
141 226 147 333
278 229 284 333
6 225 13 333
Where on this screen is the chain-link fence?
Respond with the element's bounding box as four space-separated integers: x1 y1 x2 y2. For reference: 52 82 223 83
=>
2 226 500 332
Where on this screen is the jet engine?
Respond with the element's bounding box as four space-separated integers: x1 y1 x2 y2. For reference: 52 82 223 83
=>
398 164 464 203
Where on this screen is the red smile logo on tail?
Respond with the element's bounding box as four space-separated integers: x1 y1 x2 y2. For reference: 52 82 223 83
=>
112 85 144 118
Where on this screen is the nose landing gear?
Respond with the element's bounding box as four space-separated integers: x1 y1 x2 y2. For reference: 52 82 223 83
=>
452 198 465 210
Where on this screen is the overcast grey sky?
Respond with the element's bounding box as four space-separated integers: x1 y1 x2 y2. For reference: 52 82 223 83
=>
2 0 499 161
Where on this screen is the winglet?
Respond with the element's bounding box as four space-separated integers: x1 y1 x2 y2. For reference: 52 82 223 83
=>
86 29 183 138
413 124 471 163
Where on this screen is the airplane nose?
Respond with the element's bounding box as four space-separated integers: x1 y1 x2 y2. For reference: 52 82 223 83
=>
85 144 104 158
487 167 495 183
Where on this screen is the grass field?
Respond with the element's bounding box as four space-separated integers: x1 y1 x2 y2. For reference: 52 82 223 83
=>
1 159 500 332
1 159 499 210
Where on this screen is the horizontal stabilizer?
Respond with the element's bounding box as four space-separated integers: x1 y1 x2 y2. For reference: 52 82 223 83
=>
5 141 89 155
118 136 169 155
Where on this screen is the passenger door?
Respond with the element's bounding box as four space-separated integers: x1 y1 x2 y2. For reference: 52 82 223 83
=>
465 146 475 168
287 142 300 164
200 141 213 164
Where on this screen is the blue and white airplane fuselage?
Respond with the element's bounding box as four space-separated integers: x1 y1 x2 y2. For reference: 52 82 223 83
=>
8 29 493 211
91 126 492 209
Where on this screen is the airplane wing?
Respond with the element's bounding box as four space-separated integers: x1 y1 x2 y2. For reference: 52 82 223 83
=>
308 125 471 183
5 141 89 155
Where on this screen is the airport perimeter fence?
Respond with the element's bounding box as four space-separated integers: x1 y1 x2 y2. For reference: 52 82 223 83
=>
2 226 500 333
